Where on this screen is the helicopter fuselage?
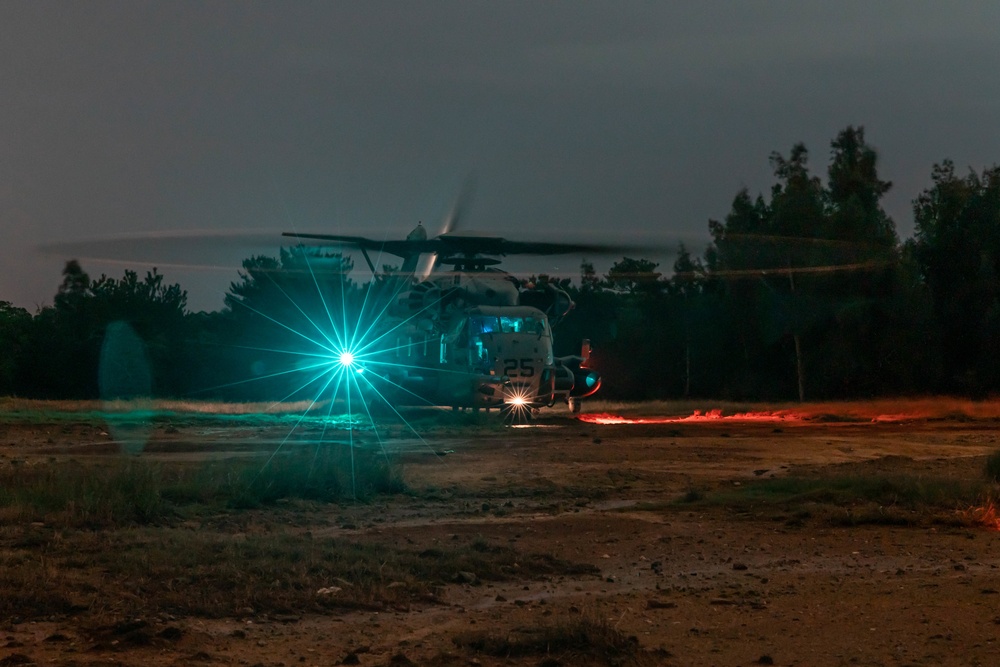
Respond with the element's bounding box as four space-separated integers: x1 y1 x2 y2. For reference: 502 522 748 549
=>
375 305 556 409
283 226 605 413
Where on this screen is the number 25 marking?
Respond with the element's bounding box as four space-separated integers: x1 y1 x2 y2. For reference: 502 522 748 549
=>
503 358 535 377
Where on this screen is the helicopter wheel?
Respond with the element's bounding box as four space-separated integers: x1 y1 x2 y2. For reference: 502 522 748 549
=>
568 397 582 414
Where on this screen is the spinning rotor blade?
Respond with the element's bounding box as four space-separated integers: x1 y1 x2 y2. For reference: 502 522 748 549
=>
287 231 667 258
38 231 285 271
419 174 478 280
282 232 442 257
479 238 651 256
439 174 477 237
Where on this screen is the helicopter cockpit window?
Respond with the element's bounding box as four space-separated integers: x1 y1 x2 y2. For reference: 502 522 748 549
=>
468 316 500 335
467 316 499 372
499 315 547 335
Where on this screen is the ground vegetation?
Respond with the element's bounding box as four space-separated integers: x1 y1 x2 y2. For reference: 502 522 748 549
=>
2 399 1000 665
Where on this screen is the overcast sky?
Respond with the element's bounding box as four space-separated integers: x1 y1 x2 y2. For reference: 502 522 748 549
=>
3 2 1000 311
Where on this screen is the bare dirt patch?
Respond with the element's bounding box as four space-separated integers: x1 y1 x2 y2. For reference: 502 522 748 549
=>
1 400 1000 666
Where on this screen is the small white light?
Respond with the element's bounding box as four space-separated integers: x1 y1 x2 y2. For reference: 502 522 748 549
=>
507 395 527 407
338 351 355 367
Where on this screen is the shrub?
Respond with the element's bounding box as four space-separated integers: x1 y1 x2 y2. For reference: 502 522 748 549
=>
0 446 405 527
984 450 1000 483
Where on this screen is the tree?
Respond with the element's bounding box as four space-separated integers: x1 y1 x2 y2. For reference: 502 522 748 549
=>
226 247 355 317
806 127 907 397
913 161 1000 391
706 145 827 401
579 260 600 294
704 129 906 400
20 263 188 399
604 257 663 295
669 245 704 396
589 258 672 399
0 302 31 395
220 246 362 400
90 269 188 396
827 126 896 248
55 260 91 310
556 262 618 366
23 261 102 397
770 144 831 400
769 143 826 240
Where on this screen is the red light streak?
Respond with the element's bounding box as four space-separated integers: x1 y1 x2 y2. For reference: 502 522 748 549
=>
578 409 806 425
966 502 1000 531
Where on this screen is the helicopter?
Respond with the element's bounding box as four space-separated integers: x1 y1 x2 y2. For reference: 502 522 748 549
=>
282 223 608 415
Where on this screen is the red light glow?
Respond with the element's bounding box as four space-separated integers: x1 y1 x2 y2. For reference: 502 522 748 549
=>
577 409 806 425
966 502 1000 531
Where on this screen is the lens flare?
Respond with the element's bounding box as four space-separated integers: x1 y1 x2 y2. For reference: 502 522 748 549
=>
201 243 455 498
502 386 535 424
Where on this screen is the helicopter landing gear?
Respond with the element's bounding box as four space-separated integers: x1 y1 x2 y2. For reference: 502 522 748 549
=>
568 397 582 414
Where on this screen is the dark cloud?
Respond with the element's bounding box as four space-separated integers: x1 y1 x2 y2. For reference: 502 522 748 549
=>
3 2 1000 310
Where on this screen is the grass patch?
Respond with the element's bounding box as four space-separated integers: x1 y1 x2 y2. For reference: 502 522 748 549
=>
704 474 984 509
0 460 168 526
0 447 404 528
0 529 598 622
680 488 705 503
217 446 404 508
454 617 653 666
685 473 990 526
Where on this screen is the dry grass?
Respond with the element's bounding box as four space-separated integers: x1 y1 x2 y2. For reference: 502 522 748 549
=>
0 527 599 622
453 617 656 666
0 437 599 623
684 472 991 527
0 450 404 527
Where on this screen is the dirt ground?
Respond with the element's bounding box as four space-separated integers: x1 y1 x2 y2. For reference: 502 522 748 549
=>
3 400 1000 666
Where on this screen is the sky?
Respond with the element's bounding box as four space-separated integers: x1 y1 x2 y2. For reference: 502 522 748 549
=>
3 1 1000 312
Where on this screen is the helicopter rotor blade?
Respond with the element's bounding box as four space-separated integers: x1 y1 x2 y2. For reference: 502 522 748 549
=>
38 231 286 271
287 230 694 259
419 174 478 281
282 233 441 258
439 174 477 237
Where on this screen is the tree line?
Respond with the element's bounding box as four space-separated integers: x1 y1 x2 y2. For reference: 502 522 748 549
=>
2 126 998 402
